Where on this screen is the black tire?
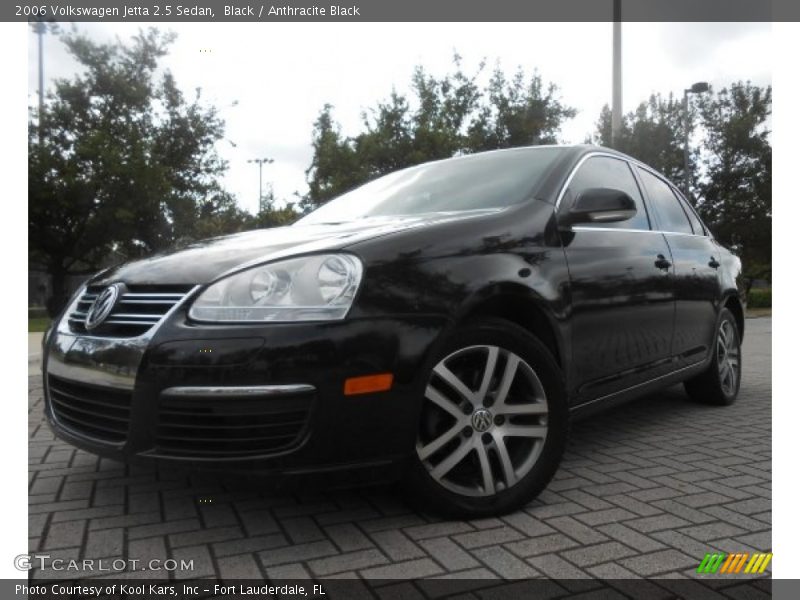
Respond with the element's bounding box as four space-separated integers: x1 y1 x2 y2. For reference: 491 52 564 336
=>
684 308 742 406
404 318 568 518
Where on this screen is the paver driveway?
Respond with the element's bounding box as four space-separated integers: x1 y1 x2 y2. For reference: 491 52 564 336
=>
28 319 771 585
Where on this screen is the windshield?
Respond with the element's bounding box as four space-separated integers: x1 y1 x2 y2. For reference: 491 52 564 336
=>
297 146 565 225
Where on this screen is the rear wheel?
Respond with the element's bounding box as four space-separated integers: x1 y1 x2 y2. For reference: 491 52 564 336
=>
405 318 567 518
684 308 742 406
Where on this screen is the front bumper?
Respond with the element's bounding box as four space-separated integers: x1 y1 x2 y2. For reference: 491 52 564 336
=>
43 306 448 479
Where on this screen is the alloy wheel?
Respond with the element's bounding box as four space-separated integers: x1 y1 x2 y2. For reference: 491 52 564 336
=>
717 319 740 396
416 345 549 497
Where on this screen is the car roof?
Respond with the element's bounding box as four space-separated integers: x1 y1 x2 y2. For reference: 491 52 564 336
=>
524 143 633 162
447 144 637 172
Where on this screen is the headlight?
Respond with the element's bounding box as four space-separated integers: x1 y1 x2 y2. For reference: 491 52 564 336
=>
188 254 363 322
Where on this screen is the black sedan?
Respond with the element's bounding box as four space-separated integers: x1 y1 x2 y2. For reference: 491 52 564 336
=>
42 145 744 517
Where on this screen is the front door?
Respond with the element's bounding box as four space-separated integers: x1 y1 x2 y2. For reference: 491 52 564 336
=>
559 155 675 402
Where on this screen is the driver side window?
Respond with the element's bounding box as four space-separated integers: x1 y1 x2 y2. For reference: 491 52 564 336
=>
565 156 651 230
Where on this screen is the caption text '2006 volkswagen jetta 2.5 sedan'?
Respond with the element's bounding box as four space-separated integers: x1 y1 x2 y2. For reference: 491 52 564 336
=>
43 145 744 517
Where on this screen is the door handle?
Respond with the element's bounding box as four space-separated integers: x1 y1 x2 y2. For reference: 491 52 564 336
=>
708 257 721 269
654 254 672 270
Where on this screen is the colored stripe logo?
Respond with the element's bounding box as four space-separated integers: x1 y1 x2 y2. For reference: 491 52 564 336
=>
697 552 772 574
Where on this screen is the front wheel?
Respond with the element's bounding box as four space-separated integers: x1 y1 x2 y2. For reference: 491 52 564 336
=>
684 308 742 406
404 318 568 518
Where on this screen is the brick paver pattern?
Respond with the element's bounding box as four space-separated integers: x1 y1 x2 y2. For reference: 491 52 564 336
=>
28 319 771 581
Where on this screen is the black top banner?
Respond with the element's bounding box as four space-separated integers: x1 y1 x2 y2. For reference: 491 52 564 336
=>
4 0 797 23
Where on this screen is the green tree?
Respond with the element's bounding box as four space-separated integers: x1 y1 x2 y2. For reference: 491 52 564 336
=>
250 187 300 228
185 190 253 241
188 187 298 238
594 93 689 187
697 82 772 284
593 82 772 284
468 66 577 152
302 104 362 210
304 56 575 209
29 28 234 315
409 58 483 160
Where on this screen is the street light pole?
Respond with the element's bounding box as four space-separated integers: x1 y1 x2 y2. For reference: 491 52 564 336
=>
34 21 46 147
247 158 274 213
683 90 691 198
682 81 710 199
611 0 622 148
31 19 58 146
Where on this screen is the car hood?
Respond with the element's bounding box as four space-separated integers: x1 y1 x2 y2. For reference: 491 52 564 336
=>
91 210 501 287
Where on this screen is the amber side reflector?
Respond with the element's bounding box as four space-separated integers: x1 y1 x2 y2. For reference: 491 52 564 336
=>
344 373 394 396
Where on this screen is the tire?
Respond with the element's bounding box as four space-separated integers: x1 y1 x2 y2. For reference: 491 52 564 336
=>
684 308 742 406
404 318 568 518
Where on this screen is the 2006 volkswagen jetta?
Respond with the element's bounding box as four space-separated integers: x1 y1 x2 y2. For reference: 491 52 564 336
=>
43 145 744 517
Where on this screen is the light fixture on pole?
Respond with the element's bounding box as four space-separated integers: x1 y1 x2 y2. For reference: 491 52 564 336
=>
247 157 274 213
683 81 709 199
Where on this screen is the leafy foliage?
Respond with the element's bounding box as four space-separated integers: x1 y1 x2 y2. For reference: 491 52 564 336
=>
747 288 771 309
303 57 576 210
188 189 298 241
594 93 689 187
29 29 251 314
303 105 364 209
593 82 771 284
696 82 772 281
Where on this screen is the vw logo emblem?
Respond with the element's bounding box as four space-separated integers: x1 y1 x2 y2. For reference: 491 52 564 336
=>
85 284 122 330
471 408 493 433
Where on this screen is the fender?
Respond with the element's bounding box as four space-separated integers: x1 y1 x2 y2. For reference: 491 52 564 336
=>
453 281 570 378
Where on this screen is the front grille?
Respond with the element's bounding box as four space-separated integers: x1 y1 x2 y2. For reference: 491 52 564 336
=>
48 375 132 444
68 285 192 337
156 390 314 458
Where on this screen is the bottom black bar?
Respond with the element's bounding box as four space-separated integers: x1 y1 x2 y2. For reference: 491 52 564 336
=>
3 577 782 600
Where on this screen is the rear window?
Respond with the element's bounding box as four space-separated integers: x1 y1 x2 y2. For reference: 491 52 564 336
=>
637 168 693 235
673 190 706 235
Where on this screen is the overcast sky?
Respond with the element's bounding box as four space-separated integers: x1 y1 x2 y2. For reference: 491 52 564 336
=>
28 22 771 214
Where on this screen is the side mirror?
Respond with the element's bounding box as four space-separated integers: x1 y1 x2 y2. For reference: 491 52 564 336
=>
560 188 637 227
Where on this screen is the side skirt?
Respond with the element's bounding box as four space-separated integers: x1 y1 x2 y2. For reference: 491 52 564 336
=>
569 358 710 421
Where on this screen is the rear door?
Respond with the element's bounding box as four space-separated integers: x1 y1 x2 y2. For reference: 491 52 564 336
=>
635 167 721 366
559 155 675 402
